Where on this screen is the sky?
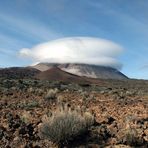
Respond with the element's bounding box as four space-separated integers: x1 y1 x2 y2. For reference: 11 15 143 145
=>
0 0 148 79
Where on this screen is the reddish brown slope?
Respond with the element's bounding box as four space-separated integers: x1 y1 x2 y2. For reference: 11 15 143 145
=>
35 67 92 84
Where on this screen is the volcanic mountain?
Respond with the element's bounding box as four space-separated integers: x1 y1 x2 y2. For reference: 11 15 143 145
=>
35 66 106 84
32 63 128 80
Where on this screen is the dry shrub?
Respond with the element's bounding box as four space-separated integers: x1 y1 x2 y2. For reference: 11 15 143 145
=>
44 88 58 100
117 122 145 146
40 105 94 146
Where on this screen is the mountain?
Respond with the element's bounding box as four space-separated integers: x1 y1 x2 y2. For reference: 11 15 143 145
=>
31 63 128 80
35 67 105 84
35 66 82 82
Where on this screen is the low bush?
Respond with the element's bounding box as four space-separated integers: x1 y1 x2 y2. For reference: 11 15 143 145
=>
40 105 94 146
18 101 39 109
44 88 58 100
121 128 144 146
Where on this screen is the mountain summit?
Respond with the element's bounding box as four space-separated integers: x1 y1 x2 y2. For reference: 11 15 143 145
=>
31 63 128 80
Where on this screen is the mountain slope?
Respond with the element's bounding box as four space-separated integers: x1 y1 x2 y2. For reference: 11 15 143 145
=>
35 67 91 83
31 63 59 71
0 67 40 79
32 63 128 80
59 63 127 79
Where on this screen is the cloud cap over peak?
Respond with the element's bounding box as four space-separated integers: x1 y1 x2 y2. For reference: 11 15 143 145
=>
19 37 123 69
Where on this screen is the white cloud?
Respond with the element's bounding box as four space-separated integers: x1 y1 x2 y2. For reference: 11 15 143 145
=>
19 37 123 69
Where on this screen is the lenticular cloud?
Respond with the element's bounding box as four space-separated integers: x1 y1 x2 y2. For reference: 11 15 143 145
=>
19 37 123 69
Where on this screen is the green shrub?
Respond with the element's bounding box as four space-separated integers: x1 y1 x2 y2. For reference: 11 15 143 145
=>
40 105 94 146
18 101 39 109
26 101 39 109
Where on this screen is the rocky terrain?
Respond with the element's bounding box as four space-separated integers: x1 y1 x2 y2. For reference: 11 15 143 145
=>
0 77 147 148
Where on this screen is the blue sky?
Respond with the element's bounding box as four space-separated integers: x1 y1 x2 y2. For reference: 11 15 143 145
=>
0 0 148 79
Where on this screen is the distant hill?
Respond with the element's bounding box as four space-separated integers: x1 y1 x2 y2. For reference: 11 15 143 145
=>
0 67 40 79
31 63 128 80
